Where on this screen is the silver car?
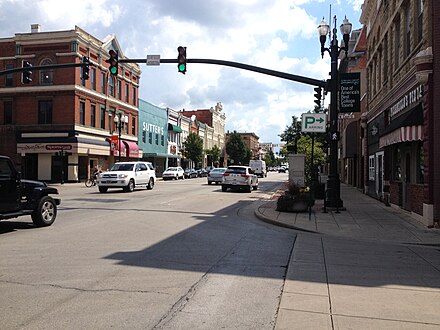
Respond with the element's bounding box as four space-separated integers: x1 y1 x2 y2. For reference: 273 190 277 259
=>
221 166 258 192
207 167 227 185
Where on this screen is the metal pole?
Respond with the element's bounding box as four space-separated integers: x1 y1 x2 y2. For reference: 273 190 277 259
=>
326 19 343 208
118 113 122 163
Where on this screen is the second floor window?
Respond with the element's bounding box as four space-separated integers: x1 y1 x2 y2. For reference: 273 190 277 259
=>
100 106 106 129
109 76 115 97
38 100 52 124
3 101 12 124
91 104 96 127
80 101 85 125
101 72 106 93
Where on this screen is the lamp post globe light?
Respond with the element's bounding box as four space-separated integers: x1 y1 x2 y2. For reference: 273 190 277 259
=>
318 15 352 208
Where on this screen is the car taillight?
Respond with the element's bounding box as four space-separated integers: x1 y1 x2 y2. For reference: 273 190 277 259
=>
241 174 249 178
223 173 230 176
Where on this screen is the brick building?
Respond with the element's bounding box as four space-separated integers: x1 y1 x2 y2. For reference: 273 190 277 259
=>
360 0 437 225
0 25 141 182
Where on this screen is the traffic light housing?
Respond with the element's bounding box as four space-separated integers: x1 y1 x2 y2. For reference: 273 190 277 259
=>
82 56 90 80
314 87 322 108
177 46 187 74
22 60 32 84
106 50 119 76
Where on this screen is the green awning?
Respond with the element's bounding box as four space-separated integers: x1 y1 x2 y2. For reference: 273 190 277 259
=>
168 123 182 133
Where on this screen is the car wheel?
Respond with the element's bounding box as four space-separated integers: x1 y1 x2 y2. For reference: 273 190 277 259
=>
253 184 258 190
31 196 57 227
124 179 135 192
147 178 154 190
208 181 212 185
99 186 108 193
247 185 252 193
222 185 227 192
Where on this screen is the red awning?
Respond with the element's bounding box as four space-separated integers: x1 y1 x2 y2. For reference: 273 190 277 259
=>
122 141 141 158
379 125 423 148
106 137 126 157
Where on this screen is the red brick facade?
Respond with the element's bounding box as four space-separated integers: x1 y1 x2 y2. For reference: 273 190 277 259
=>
0 26 141 182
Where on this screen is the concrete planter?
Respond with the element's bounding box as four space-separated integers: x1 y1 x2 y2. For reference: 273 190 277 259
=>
276 194 313 213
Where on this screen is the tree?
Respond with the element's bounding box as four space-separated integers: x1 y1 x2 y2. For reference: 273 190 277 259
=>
225 131 247 165
263 149 276 167
182 132 204 166
279 115 303 151
206 145 221 166
297 134 326 183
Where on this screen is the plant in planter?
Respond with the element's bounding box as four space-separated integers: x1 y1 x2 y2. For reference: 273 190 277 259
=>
276 181 315 212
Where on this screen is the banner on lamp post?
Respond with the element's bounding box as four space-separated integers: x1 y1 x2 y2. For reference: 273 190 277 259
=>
339 72 360 113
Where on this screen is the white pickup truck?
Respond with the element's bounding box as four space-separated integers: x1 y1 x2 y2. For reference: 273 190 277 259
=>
97 161 156 193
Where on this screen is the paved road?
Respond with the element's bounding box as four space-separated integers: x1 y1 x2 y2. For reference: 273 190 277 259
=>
0 173 294 329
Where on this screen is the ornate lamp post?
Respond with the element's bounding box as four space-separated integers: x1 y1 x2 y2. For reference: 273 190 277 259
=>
114 113 123 162
318 15 352 208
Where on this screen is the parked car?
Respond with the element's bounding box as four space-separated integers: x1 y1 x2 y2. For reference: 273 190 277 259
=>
221 165 258 192
0 155 60 227
97 161 156 193
196 168 209 177
207 167 227 185
184 168 198 179
278 166 287 173
162 166 185 180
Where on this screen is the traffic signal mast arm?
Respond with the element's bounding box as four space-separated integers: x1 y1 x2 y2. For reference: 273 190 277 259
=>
120 57 327 88
0 62 94 76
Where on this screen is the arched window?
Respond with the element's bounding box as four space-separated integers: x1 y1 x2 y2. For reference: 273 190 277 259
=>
40 59 53 85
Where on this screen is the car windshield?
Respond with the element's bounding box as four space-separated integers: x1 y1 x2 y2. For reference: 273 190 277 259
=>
166 167 177 172
226 167 246 174
110 163 134 171
211 168 226 173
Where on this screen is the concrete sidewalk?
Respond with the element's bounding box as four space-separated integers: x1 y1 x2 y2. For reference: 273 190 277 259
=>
255 184 440 329
256 182 440 245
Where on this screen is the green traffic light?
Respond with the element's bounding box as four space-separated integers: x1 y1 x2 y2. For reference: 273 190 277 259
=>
178 63 186 73
110 66 118 75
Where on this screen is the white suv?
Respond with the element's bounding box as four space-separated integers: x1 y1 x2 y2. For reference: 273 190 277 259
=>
221 165 258 192
97 161 156 193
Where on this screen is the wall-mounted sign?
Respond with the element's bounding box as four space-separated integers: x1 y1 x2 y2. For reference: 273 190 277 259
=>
339 72 360 113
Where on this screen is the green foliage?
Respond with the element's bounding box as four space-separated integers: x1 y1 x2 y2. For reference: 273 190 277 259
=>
182 132 204 166
297 135 326 183
225 131 247 165
206 145 221 164
263 149 276 167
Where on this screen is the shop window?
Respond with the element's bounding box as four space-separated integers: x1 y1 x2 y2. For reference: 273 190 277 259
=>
417 143 424 184
393 147 402 181
369 155 375 181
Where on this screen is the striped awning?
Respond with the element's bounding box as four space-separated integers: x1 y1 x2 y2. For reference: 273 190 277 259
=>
379 125 423 148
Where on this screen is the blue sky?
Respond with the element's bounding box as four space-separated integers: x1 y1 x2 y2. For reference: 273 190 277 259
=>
0 0 364 144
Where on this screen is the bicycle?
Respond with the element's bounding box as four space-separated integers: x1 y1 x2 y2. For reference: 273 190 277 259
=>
85 175 97 187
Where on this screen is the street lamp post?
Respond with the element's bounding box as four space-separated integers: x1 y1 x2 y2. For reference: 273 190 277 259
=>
318 15 352 208
114 113 122 162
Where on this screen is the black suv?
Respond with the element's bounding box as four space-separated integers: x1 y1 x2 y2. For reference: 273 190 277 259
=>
0 155 60 227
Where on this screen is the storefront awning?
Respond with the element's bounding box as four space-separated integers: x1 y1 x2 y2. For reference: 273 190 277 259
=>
106 137 126 157
379 105 423 148
168 123 182 133
122 141 142 158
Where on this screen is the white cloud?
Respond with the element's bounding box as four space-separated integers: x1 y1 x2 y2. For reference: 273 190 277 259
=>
0 0 361 143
